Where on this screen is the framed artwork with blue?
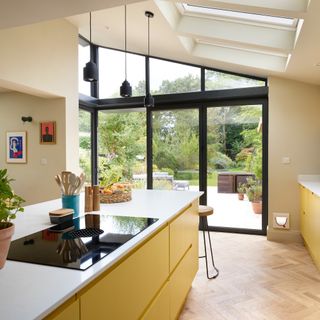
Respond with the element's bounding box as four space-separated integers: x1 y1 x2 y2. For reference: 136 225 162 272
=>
6 131 27 163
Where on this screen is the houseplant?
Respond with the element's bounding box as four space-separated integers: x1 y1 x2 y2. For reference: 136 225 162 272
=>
0 169 24 268
245 177 262 214
237 183 246 200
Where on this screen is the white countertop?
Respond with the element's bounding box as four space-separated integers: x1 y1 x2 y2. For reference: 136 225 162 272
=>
0 189 201 320
298 175 320 196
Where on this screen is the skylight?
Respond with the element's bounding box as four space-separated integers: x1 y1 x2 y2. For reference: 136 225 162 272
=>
181 3 297 28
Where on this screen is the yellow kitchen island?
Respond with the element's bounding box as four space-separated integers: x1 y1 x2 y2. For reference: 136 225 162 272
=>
0 189 201 320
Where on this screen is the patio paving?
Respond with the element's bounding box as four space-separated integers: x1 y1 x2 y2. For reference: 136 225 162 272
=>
190 186 262 230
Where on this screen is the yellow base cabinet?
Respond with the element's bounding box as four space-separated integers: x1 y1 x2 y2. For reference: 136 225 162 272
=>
169 247 197 320
300 185 308 239
80 226 169 320
300 185 320 269
141 282 170 320
44 297 79 320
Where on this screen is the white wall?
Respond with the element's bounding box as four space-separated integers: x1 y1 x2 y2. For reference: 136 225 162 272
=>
268 76 320 242
0 92 66 205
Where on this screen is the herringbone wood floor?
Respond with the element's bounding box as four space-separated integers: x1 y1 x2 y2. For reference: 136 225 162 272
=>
180 232 320 320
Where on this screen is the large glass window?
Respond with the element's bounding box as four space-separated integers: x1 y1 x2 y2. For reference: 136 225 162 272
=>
98 109 146 189
205 70 265 90
152 109 199 190
78 40 91 96
99 48 145 98
150 58 201 95
79 109 92 183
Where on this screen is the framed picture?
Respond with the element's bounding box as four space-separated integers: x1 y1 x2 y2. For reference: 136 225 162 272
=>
40 121 56 144
6 131 27 163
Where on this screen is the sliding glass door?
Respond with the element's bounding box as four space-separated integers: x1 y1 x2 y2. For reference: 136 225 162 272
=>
206 104 263 231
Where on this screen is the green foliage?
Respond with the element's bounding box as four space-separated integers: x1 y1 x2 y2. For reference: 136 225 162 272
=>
133 80 145 96
79 136 91 150
245 177 262 202
237 183 247 194
98 158 123 187
98 111 146 182
79 156 91 183
175 171 199 181
155 74 200 94
79 109 91 132
0 169 24 224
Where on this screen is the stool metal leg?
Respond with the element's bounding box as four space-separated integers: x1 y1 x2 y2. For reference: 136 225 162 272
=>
199 216 219 279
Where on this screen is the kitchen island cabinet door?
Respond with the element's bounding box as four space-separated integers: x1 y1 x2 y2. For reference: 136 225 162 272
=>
300 185 309 240
44 298 79 320
170 201 198 272
141 282 170 320
169 246 196 320
307 192 320 267
80 226 169 320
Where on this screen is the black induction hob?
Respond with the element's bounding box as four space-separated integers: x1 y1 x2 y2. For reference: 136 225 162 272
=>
7 214 158 271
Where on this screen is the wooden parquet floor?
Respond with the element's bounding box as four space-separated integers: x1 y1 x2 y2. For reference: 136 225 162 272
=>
180 232 320 320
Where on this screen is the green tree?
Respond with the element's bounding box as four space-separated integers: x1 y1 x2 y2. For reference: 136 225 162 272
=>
98 111 146 182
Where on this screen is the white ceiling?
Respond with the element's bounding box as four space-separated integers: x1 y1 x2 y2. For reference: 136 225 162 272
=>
1 0 320 85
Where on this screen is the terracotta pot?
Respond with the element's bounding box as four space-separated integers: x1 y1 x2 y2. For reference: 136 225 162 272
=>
238 193 244 200
0 222 15 269
252 201 262 214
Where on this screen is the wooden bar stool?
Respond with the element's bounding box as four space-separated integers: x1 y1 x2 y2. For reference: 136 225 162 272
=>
199 205 219 279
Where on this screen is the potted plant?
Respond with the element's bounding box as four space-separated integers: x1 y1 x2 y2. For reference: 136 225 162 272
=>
237 183 246 200
245 177 262 214
0 169 24 268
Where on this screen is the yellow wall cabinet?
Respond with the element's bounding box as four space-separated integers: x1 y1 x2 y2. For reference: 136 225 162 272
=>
46 200 199 320
300 185 320 269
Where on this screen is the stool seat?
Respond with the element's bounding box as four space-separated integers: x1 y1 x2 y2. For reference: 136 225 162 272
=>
198 205 214 217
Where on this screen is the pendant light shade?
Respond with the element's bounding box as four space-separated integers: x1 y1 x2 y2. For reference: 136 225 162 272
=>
83 61 98 82
83 12 98 82
144 92 154 108
120 5 132 97
120 79 132 97
144 11 154 107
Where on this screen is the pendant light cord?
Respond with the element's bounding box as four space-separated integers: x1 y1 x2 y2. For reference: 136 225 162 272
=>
147 14 150 56
89 12 92 44
124 5 128 80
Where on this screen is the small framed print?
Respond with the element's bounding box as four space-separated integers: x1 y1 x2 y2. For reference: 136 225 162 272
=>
6 131 27 163
40 121 56 144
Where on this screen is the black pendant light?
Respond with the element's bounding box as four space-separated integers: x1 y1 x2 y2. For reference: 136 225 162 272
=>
83 12 98 82
120 5 132 97
144 11 154 108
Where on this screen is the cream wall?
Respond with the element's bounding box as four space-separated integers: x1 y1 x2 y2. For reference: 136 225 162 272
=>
0 18 79 172
0 19 79 204
0 92 66 205
268 76 320 242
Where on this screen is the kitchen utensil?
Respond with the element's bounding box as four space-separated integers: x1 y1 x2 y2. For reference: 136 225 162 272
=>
54 175 64 194
61 171 71 195
68 173 77 195
75 173 86 194
73 176 82 195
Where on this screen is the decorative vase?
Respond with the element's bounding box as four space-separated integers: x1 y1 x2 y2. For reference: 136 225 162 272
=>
238 193 244 200
252 201 262 214
0 222 15 269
